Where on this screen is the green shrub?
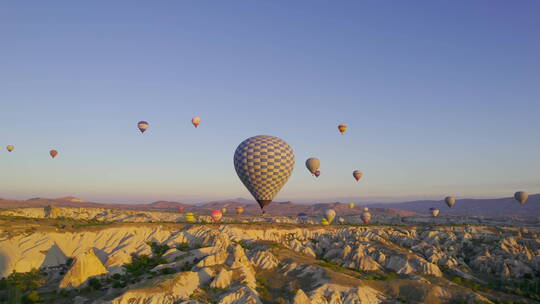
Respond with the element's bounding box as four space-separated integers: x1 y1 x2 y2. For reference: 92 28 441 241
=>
148 242 170 257
22 291 40 303
88 278 101 290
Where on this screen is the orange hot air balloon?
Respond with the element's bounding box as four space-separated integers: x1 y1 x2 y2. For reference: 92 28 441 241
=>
236 207 244 215
191 116 201 128
49 150 58 158
137 121 149 133
314 170 321 178
338 124 347 135
211 210 223 222
6 145 14 152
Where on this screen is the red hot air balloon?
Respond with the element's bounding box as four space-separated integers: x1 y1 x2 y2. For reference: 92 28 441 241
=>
338 124 347 135
177 206 185 213
314 170 321 178
211 210 223 222
191 117 201 128
50 150 58 158
137 121 149 133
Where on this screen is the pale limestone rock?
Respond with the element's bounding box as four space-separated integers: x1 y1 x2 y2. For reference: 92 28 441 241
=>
59 248 108 289
293 289 311 304
219 286 262 304
210 268 232 289
249 250 278 270
111 271 200 304
41 243 68 268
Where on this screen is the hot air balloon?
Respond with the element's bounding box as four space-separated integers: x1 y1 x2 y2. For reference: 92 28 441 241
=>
236 207 244 215
297 212 308 224
430 208 439 217
221 208 227 214
234 135 295 210
192 116 201 128
137 121 149 133
353 170 363 182
338 124 347 135
314 170 321 178
321 218 330 225
6 145 14 152
514 191 528 205
361 208 371 224
348 203 355 209
184 212 196 223
211 210 223 222
177 206 185 213
325 209 336 223
49 150 58 158
445 196 456 208
305 157 320 174
338 217 345 224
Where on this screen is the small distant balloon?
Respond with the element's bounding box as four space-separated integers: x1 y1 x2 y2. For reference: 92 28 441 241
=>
353 170 363 182
314 170 321 178
137 121 149 133
6 145 14 152
236 207 244 215
361 208 371 224
514 191 528 205
348 203 355 209
430 208 439 217
211 210 223 222
325 209 336 223
184 212 196 223
338 217 345 224
321 218 330 225
338 124 347 135
305 158 320 174
49 150 58 158
191 116 201 128
221 208 227 214
445 196 456 208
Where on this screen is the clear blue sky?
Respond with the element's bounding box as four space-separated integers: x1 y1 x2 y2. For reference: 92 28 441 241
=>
1 1 539 204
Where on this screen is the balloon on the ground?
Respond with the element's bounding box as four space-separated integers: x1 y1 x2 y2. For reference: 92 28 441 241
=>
514 191 528 205
338 124 347 135
353 170 363 181
314 170 321 178
321 218 330 225
445 196 456 208
191 117 201 128
348 203 355 209
297 212 308 224
234 135 295 209
236 207 244 215
6 145 14 152
325 209 336 223
361 208 371 224
50 150 58 158
221 208 227 214
211 210 223 222
338 217 345 224
184 212 196 223
305 157 320 174
137 121 149 133
430 208 440 217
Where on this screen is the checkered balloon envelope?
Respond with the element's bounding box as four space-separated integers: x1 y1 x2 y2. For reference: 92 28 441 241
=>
233 135 295 209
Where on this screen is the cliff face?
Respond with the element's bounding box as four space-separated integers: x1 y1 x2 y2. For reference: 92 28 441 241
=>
0 222 538 303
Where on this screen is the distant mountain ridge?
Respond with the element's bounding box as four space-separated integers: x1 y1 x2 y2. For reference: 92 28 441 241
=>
0 194 537 217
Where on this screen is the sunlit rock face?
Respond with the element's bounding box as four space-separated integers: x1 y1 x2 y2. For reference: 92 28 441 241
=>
0 220 538 303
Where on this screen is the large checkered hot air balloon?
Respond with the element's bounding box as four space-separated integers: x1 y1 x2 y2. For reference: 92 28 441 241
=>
234 135 295 210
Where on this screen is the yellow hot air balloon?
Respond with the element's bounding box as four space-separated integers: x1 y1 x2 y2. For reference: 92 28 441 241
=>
353 170 363 182
348 203 355 209
445 196 456 208
236 207 244 215
191 116 201 128
325 209 336 223
184 212 196 223
321 218 330 225
6 145 14 152
221 208 227 214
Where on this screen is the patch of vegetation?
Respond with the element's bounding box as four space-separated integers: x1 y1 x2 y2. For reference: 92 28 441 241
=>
176 242 190 251
88 278 102 290
0 269 45 304
123 254 166 277
148 241 170 257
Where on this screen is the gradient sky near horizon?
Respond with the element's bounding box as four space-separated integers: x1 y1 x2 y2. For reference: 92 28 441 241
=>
1 1 539 204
